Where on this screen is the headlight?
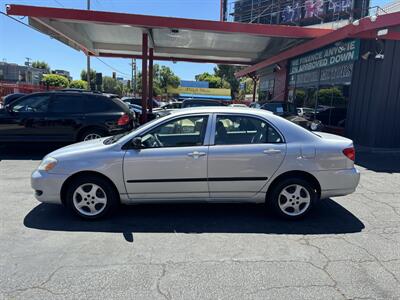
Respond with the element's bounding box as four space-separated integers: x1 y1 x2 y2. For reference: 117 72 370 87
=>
38 157 58 171
310 121 321 131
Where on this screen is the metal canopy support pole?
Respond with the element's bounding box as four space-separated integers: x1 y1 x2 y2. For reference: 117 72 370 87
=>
252 76 257 102
141 32 148 124
148 48 154 113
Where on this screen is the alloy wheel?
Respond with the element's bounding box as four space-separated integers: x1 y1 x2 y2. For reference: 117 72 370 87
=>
278 184 311 217
72 183 107 216
83 133 102 141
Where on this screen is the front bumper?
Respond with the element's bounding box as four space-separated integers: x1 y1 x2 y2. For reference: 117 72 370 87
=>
31 170 69 204
313 167 360 199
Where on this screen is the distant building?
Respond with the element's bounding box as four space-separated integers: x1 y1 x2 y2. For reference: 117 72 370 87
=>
0 62 46 85
52 69 72 81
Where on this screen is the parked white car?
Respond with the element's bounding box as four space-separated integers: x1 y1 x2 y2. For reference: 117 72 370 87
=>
31 107 360 220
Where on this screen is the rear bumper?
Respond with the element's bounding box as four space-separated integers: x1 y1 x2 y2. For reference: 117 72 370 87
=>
312 167 360 199
31 170 68 204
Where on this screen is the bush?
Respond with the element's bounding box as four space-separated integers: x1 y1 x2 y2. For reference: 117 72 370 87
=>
42 74 69 87
69 80 88 90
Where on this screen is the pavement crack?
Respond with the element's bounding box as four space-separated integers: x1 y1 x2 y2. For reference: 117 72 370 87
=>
156 264 170 300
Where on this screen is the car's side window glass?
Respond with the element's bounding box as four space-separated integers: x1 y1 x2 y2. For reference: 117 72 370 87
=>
50 95 84 113
214 115 282 145
141 115 208 148
11 95 51 113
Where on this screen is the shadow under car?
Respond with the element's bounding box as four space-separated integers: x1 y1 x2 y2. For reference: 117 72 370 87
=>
24 200 364 235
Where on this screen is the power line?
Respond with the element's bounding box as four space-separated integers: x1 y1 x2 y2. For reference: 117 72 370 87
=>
53 0 65 7
1 11 131 79
94 57 131 77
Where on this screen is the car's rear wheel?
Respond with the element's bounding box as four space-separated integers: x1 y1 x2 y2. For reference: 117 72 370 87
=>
79 128 107 142
269 178 317 219
65 175 118 219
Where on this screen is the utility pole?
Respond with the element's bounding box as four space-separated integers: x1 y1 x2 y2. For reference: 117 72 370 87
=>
130 58 137 96
86 0 91 90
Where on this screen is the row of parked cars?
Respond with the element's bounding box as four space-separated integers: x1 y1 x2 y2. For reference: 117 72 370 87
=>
0 90 344 143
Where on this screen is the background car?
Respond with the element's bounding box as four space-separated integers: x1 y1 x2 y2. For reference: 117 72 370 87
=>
229 103 248 108
122 97 160 108
0 91 134 142
261 101 313 130
1 93 26 108
181 99 228 108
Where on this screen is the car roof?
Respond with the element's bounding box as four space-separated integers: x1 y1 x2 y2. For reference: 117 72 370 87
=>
168 106 274 116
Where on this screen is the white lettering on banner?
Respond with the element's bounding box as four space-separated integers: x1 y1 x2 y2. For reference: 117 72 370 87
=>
289 40 359 75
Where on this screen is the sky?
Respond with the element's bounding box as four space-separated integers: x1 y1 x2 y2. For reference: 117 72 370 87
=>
0 0 394 81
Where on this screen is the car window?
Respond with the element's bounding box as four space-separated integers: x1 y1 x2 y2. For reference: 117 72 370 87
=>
11 94 51 113
85 96 119 113
214 115 282 145
141 115 208 148
50 94 85 113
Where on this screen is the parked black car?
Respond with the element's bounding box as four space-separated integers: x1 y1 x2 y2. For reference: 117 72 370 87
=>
260 101 313 129
122 97 160 108
1 93 26 107
0 91 134 142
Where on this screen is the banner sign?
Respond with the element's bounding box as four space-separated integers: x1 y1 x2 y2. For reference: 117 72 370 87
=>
289 39 359 75
167 86 231 96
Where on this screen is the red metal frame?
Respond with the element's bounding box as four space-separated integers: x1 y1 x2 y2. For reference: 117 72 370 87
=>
148 48 154 113
6 4 332 39
94 52 252 65
141 33 148 124
236 12 400 77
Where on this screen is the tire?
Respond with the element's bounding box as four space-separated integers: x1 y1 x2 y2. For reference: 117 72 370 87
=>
268 177 318 220
79 128 107 142
65 175 119 219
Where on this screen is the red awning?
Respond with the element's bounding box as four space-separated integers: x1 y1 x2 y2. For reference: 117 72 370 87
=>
236 11 400 77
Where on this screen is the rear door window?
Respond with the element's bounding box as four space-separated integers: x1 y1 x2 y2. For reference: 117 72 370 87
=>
85 96 119 113
49 94 85 113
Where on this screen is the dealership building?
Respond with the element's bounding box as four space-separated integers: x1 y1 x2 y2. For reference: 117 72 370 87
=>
6 2 400 148
222 0 400 149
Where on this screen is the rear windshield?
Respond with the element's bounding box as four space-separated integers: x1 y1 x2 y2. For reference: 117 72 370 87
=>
85 96 127 113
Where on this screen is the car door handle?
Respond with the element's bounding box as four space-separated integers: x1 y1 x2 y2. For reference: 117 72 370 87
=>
187 151 207 158
263 149 282 155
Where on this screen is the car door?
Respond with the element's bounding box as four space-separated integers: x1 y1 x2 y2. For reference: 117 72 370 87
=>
0 93 51 141
47 93 85 141
207 113 286 199
123 114 211 200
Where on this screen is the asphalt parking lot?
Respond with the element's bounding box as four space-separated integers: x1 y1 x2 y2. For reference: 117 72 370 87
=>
1 143 400 299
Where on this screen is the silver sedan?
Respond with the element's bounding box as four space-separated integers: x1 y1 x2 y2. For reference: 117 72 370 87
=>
31 107 360 220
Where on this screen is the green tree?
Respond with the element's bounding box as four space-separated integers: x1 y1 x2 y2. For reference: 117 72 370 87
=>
32 61 50 73
195 72 229 88
158 65 180 93
42 74 69 87
80 69 97 87
214 65 242 98
69 79 88 90
102 76 124 96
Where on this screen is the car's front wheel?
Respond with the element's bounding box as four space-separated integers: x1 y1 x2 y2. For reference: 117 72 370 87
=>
65 175 118 219
269 178 317 219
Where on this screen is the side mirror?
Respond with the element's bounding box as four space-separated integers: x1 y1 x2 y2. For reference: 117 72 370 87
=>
131 137 142 149
5 104 13 113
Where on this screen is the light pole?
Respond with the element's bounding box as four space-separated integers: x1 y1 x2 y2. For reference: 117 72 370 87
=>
86 0 91 90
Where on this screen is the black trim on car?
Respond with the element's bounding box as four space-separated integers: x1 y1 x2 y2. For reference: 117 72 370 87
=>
127 177 268 183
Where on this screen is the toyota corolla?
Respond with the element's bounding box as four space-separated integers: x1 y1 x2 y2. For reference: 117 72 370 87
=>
31 107 360 220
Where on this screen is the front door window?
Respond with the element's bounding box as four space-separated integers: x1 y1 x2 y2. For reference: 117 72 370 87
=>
141 115 208 148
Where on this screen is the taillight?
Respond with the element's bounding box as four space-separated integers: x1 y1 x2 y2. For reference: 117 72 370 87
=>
117 114 130 126
343 147 355 161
